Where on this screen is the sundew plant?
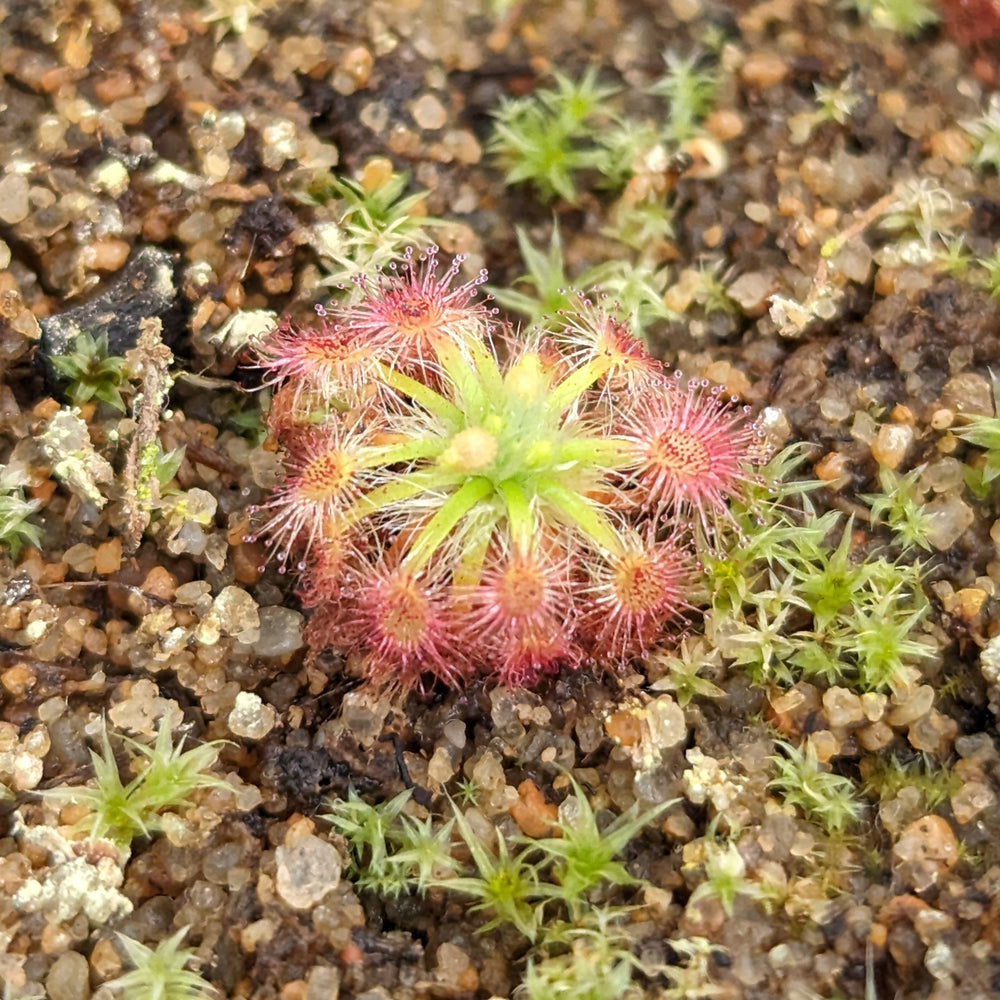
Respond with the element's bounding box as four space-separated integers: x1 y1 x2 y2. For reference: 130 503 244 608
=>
249 247 763 690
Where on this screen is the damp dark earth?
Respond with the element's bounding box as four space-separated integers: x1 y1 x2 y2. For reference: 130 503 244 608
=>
3 1 1000 999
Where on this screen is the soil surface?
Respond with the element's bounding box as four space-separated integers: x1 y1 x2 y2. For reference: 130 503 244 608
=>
2 2 1000 999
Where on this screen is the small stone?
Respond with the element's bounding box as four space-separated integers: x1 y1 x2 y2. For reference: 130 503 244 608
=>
253 606 304 658
605 707 642 746
340 689 390 746
85 238 131 273
197 586 259 645
818 395 851 423
435 943 478 992
740 51 788 89
275 834 342 909
94 538 123 575
814 450 849 486
928 128 972 164
240 918 276 953
705 109 744 141
871 423 913 469
887 685 935 727
941 372 994 417
411 93 448 131
907 710 957 755
45 951 90 1000
950 781 997 824
338 45 374 92
90 938 121 980
427 745 456 785
892 815 958 891
923 494 974 551
823 687 864 729
305 966 341 1000
668 0 702 20
858 721 894 751
727 271 773 311
140 566 178 602
228 691 277 740
510 779 558 837
0 174 30 225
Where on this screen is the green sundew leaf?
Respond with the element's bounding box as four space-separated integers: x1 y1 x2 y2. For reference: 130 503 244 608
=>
536 481 624 555
344 469 468 526
376 362 464 426
556 436 634 472
358 438 446 470
497 479 537 552
402 476 495 572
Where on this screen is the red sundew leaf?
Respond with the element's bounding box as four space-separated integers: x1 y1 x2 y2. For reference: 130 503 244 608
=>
620 379 760 530
343 245 493 374
580 534 692 663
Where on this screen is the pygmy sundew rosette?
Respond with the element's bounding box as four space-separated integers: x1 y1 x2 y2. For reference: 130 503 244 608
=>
248 247 763 691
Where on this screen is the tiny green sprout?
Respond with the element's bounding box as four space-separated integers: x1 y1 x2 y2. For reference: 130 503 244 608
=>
792 519 868 631
687 839 760 917
602 194 676 254
878 178 961 251
813 79 861 127
977 247 1000 302
574 257 675 333
660 936 728 1000
862 754 960 812
312 171 441 287
647 50 717 144
838 580 932 692
936 235 974 280
861 465 934 551
961 94 1000 175
322 787 413 885
136 442 185 503
489 225 578 329
50 331 130 413
107 927 216 1000
721 596 798 686
532 774 674 914
489 66 620 204
391 812 458 892
43 722 228 854
452 776 483 808
648 637 724 707
437 803 550 941
768 739 862 834
0 466 43 559
848 0 939 36
518 909 642 1000
956 375 1000 481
